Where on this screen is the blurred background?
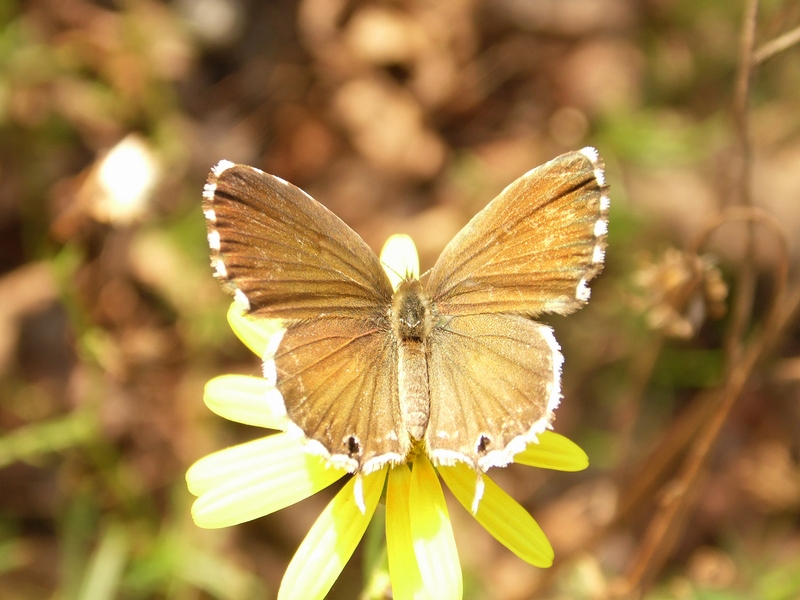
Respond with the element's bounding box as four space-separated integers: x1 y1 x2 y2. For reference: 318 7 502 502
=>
1 0 799 598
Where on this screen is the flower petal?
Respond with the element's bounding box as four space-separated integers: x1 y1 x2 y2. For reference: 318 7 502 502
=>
186 432 304 495
188 433 347 528
409 455 462 600
386 464 431 600
203 374 287 430
380 234 419 291
514 431 589 472
227 302 285 358
439 463 553 567
278 468 388 600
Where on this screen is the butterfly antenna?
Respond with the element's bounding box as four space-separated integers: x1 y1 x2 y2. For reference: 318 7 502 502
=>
381 261 404 280
381 261 420 282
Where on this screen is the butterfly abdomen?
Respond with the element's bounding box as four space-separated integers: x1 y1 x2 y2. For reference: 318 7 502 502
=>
398 341 429 441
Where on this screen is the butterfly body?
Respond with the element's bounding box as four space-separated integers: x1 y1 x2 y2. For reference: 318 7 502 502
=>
203 148 609 475
392 279 434 442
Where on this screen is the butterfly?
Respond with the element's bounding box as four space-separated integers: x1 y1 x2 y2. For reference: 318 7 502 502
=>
203 147 609 474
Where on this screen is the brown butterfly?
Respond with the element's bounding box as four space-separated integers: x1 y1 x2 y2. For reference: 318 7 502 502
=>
203 148 609 474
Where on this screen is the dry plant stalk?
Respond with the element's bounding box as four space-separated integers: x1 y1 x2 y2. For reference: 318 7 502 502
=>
611 0 800 596
535 2 800 598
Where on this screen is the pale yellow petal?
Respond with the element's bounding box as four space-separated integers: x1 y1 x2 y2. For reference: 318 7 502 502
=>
203 374 287 430
439 463 553 567
386 464 432 600
278 468 388 600
409 455 462 600
186 432 304 495
514 431 589 472
188 433 347 528
226 302 285 358
380 234 419 291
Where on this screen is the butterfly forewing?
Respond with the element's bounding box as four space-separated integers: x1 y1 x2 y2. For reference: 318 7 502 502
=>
425 314 562 470
204 162 393 319
427 148 609 318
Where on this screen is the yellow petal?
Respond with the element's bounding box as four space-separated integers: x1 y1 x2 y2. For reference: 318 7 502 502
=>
227 302 285 358
439 463 553 567
409 455 462 600
278 468 388 600
204 374 287 430
380 234 419 291
514 431 589 472
386 464 431 600
187 433 347 528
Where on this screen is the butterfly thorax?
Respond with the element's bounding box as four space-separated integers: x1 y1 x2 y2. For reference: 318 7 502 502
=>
391 279 435 342
391 279 434 441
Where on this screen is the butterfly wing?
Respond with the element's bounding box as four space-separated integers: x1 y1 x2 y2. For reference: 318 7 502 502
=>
204 161 406 472
425 313 562 470
426 147 609 317
270 317 410 473
204 161 394 319
424 148 608 469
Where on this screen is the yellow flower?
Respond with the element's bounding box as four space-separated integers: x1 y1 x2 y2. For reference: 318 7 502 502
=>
187 235 589 600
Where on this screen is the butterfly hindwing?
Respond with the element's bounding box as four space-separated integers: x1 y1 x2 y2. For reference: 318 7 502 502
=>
425 313 563 470
270 317 409 473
